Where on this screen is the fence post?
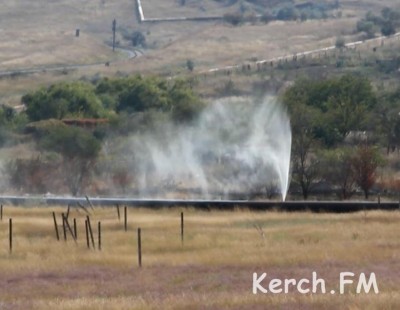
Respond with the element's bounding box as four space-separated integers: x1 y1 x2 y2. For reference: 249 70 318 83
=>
85 220 90 249
62 213 67 241
98 221 101 251
116 204 120 221
64 216 77 243
86 216 95 249
1 204 3 221
181 212 184 245
52 212 60 241
9 218 12 254
73 218 77 239
124 206 128 231
66 205 70 220
138 228 142 268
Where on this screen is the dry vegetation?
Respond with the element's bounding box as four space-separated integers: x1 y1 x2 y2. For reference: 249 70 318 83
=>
0 206 398 309
0 0 137 71
2 0 400 106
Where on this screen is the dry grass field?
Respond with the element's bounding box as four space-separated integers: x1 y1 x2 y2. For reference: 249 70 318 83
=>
0 206 398 309
0 0 137 71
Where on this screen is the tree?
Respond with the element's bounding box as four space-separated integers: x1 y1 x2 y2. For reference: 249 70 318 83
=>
23 82 107 121
381 21 396 36
351 145 380 199
112 167 133 194
117 76 171 113
168 79 204 122
283 75 376 146
356 20 375 38
375 91 400 153
320 148 356 199
117 76 204 122
276 6 298 21
323 75 376 138
288 103 322 199
6 157 51 194
261 12 274 24
376 102 398 153
223 13 244 26
40 126 101 196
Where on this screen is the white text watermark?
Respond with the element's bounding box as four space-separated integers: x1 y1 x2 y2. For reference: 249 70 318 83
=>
253 272 379 295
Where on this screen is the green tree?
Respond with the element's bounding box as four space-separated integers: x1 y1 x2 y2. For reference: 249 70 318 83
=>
356 20 375 38
381 21 396 36
40 126 101 196
23 82 107 121
288 102 322 199
168 79 204 122
117 76 204 122
283 75 376 146
375 92 400 153
117 76 170 113
320 148 356 199
325 75 376 138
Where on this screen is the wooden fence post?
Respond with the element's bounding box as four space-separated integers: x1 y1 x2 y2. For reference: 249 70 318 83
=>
52 212 60 241
9 218 12 253
124 206 127 231
138 228 142 268
64 215 77 243
86 216 95 249
98 221 101 251
116 204 120 221
85 220 90 249
62 213 67 241
66 205 70 220
181 212 184 245
73 218 77 239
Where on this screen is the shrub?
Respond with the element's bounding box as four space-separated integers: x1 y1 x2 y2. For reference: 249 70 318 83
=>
223 12 244 26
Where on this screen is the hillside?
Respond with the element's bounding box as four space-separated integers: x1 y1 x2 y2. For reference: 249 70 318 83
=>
0 0 400 105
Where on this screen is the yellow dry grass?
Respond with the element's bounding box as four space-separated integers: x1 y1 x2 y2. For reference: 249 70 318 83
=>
0 0 137 71
0 206 398 309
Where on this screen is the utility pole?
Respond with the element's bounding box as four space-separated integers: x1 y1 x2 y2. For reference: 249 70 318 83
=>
112 19 116 51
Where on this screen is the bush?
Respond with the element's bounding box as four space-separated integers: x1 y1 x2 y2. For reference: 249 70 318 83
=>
23 82 108 121
381 21 396 36
117 76 204 122
25 119 67 139
335 37 345 49
186 59 195 72
276 6 298 21
356 20 375 38
223 12 244 26
131 31 146 47
260 12 274 23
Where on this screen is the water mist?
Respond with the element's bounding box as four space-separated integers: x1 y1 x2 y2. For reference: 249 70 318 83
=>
125 96 292 200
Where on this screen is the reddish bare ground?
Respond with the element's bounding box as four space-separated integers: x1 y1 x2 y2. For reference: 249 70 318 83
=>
0 260 399 309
